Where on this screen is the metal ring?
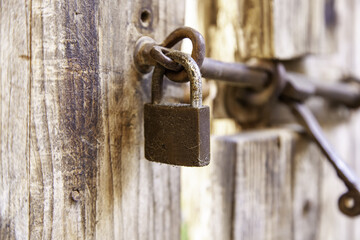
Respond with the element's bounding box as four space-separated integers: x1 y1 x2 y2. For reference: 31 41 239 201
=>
160 27 205 83
223 60 286 128
240 60 286 106
338 190 360 217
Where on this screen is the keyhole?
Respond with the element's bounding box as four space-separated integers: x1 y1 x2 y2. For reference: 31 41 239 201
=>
140 9 152 28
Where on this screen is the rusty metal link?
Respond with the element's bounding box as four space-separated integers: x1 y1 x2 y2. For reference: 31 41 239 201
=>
224 60 287 127
160 27 206 82
150 46 182 72
241 60 286 106
133 26 205 82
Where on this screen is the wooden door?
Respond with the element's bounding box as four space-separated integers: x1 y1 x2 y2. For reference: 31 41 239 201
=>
0 0 183 239
2 0 360 240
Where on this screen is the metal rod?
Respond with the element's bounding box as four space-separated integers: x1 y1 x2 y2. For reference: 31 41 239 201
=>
290 102 360 190
201 61 360 107
200 58 268 89
314 82 360 108
286 72 360 108
289 101 360 216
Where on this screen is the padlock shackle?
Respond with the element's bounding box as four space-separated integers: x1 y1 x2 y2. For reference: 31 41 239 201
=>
151 51 203 108
151 65 165 105
160 27 205 83
166 51 202 107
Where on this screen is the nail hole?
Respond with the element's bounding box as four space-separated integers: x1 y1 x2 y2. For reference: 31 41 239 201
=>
302 200 312 215
71 190 81 202
140 9 151 28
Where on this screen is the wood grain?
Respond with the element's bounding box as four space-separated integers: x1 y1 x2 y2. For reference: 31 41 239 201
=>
0 0 31 239
1 0 184 239
182 129 328 240
291 138 322 240
183 130 296 240
181 137 236 240
231 130 293 240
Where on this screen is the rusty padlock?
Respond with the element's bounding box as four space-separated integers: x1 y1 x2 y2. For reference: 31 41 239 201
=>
144 51 210 166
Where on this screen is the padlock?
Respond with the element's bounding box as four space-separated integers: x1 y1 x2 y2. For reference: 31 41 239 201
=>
144 51 210 166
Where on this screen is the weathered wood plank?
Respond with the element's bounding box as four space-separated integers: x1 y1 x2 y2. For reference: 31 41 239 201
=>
182 129 296 240
0 0 31 239
29 1 100 238
292 139 322 240
1 0 184 239
231 130 293 240
182 129 326 240
96 1 183 238
181 136 236 240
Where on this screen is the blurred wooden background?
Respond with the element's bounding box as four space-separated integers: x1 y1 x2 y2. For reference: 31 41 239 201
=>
182 0 360 239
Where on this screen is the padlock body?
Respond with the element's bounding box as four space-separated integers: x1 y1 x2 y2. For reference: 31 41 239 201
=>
144 103 210 166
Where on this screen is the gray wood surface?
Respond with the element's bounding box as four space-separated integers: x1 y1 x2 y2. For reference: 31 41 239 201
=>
0 0 184 239
183 130 320 240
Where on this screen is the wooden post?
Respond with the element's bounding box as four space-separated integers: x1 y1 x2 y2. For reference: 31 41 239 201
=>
182 130 323 240
0 0 184 239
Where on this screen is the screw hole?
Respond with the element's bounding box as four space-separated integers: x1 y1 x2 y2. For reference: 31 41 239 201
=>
140 9 151 28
